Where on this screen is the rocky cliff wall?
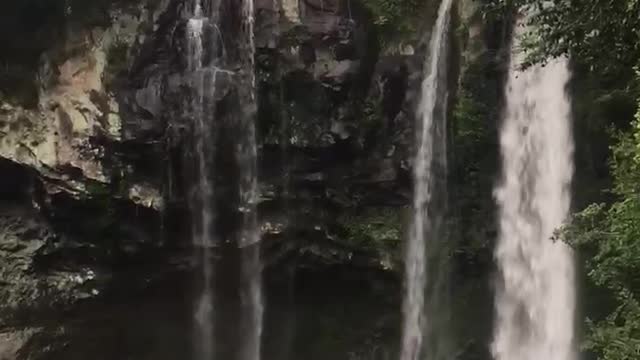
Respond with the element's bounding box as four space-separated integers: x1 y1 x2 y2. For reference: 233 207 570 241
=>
0 0 510 317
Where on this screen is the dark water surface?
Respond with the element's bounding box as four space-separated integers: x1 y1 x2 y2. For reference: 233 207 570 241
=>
12 266 400 360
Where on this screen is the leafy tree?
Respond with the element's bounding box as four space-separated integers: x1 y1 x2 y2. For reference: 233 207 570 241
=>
560 71 640 358
484 0 640 79
360 0 422 45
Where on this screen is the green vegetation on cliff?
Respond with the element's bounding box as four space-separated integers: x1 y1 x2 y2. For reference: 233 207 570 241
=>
360 0 422 45
338 207 403 249
561 80 640 358
484 0 640 78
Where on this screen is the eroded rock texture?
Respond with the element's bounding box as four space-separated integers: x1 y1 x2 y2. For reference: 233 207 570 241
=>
0 0 507 319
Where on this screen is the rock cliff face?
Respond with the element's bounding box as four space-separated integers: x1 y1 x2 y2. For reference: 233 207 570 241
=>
0 1 522 358
0 0 508 320
0 3 166 201
254 0 415 271
0 0 176 312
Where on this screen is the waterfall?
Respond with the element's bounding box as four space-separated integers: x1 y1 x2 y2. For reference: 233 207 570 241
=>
187 0 262 357
184 1 228 359
237 1 263 360
400 0 453 359
187 3 215 360
491 19 576 360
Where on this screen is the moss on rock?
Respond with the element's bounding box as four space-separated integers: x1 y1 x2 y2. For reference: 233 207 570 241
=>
337 207 404 249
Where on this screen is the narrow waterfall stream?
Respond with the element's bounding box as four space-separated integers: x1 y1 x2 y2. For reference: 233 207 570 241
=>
237 1 264 360
186 1 220 358
400 0 453 359
187 0 262 359
492 19 576 360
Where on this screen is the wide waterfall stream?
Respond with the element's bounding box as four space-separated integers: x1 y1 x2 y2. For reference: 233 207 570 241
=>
492 20 577 360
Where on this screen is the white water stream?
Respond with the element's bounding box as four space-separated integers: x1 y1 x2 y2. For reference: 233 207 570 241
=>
187 2 217 358
238 1 263 360
187 1 263 359
492 20 576 360
400 0 453 359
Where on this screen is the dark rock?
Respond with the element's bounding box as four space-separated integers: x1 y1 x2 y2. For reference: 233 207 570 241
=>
0 206 102 312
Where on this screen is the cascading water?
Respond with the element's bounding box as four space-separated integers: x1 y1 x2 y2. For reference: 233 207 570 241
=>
185 1 235 359
400 0 453 359
491 18 576 360
187 1 218 359
237 1 263 360
188 0 262 358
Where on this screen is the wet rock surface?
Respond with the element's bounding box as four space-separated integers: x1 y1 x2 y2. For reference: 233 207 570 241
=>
0 1 516 359
0 327 41 360
1 0 421 284
0 1 504 355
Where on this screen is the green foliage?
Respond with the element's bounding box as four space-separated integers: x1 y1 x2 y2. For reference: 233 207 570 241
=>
338 207 403 249
483 0 640 78
453 91 489 151
561 69 640 358
360 0 422 45
563 198 640 358
450 54 500 258
85 181 111 197
585 296 640 360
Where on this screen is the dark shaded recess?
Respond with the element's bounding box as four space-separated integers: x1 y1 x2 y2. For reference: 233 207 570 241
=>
217 0 245 66
283 70 329 114
382 63 409 123
294 264 399 298
569 61 637 209
362 59 410 154
300 41 317 65
0 0 64 106
255 48 281 151
129 0 184 83
0 159 35 203
334 41 356 61
344 0 380 102
110 140 168 185
256 144 282 181
42 191 164 267
16 261 398 360
215 96 243 242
